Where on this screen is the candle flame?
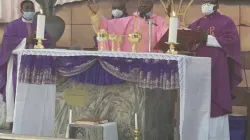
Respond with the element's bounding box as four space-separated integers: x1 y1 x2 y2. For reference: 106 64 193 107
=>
172 11 176 17
40 9 43 14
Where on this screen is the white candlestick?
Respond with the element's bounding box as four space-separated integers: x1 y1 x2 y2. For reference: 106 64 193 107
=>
135 113 138 129
69 109 72 124
36 14 46 39
168 14 178 43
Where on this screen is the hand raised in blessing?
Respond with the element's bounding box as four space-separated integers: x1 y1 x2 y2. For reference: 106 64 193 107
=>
86 1 99 14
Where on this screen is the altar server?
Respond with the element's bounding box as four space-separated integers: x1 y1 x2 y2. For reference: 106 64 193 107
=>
0 0 51 123
89 0 169 52
188 0 242 139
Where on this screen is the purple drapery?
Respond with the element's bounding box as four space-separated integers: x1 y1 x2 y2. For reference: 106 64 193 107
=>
18 55 179 90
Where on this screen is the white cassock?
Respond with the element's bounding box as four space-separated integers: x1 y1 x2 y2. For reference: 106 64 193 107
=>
206 35 230 140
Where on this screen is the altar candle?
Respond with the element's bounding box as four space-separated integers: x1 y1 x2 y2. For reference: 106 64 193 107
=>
69 109 72 124
135 113 138 129
168 11 178 43
36 10 46 39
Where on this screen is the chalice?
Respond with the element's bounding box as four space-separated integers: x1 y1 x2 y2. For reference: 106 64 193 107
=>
97 29 109 51
109 34 117 51
128 32 142 52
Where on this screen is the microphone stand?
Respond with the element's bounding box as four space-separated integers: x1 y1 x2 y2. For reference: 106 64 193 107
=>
149 19 153 52
145 16 158 52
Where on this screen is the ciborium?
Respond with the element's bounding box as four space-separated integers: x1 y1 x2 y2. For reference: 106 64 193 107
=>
128 32 142 52
97 29 109 51
109 34 117 51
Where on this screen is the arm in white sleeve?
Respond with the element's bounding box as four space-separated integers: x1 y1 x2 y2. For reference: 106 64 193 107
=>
206 35 222 48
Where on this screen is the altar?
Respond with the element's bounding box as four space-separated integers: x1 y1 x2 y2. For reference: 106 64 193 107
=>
11 49 211 140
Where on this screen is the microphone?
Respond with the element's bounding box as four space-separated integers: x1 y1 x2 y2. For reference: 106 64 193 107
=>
144 15 158 26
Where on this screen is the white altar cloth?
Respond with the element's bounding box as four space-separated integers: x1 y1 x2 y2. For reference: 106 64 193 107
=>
12 49 211 140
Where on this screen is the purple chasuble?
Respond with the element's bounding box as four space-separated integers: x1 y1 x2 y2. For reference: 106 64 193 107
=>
189 12 242 117
0 17 52 102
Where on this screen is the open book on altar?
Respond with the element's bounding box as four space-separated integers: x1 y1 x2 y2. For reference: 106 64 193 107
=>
154 29 202 55
74 118 108 125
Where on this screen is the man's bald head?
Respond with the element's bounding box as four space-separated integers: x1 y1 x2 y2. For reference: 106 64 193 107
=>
137 0 153 14
20 0 34 10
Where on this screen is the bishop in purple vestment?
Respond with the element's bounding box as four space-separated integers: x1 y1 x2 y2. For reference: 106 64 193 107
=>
0 0 51 123
189 0 241 139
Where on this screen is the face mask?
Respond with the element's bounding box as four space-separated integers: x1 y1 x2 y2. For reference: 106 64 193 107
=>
201 3 216 15
23 12 35 20
112 9 123 18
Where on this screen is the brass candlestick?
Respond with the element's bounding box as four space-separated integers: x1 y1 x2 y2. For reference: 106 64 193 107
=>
128 32 142 52
109 34 116 51
134 129 139 140
34 38 45 49
97 29 109 51
166 42 178 54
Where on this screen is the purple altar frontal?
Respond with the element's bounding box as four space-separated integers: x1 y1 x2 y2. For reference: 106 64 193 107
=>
11 49 212 140
18 52 179 89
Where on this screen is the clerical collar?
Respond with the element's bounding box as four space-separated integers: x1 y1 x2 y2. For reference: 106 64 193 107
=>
204 11 219 18
22 17 33 23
